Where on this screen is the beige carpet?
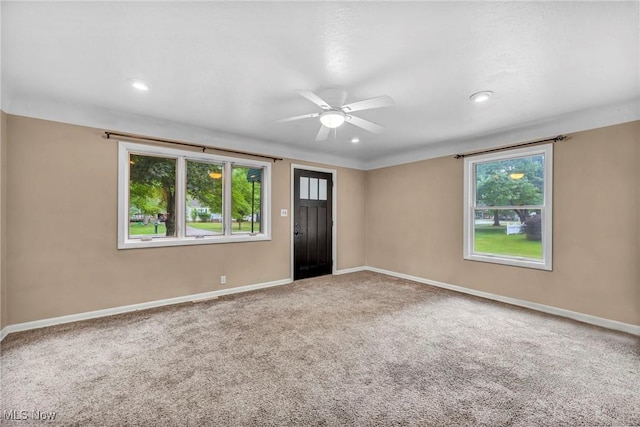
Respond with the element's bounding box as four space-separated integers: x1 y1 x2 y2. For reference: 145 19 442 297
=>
1 271 638 426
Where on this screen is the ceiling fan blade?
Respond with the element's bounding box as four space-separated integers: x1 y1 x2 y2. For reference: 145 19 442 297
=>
296 89 332 110
276 112 320 123
346 115 385 134
341 95 394 113
315 125 330 141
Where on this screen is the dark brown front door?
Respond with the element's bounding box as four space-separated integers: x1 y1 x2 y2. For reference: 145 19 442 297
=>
294 169 333 280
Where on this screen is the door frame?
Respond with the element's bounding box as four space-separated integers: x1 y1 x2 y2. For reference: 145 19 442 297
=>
290 164 337 280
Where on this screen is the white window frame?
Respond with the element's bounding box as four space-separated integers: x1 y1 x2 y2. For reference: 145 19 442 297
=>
118 142 271 249
463 144 553 270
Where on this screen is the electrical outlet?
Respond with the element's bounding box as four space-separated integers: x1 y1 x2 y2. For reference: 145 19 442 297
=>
281 209 288 217
220 275 226 285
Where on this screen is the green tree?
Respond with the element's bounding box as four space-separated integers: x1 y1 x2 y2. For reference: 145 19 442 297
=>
129 156 260 234
186 161 223 215
129 182 164 217
476 156 543 226
129 155 177 235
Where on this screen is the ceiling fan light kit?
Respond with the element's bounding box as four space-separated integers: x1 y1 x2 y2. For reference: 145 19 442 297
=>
319 110 346 128
279 89 394 141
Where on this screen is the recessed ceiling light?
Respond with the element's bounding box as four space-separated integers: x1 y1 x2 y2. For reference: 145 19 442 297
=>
351 137 360 144
469 90 493 103
130 80 150 92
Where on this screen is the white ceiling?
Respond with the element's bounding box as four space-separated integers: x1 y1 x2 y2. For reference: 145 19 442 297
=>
2 1 639 169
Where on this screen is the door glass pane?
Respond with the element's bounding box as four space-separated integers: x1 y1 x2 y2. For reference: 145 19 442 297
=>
128 154 176 239
185 160 223 237
309 178 318 200
300 177 309 199
475 154 544 207
473 208 543 260
318 179 327 201
231 166 262 234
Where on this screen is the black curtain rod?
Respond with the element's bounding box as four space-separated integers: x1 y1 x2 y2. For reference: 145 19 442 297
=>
454 135 567 159
103 131 283 162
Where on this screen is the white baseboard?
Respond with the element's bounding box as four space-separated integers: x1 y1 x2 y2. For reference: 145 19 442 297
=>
365 266 640 336
335 266 368 275
0 278 292 340
2 267 638 340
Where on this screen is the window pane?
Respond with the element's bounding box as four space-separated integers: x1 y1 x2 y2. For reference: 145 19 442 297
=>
309 178 318 200
318 179 327 201
128 154 177 239
473 208 543 260
300 177 309 199
185 161 224 237
231 166 262 234
475 154 544 207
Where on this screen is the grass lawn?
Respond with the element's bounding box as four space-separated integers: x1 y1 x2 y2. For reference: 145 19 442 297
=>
129 222 167 236
474 224 542 259
188 222 260 233
130 221 260 236
187 222 223 232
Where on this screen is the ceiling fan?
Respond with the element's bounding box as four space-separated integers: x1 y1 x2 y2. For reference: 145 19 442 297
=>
277 89 394 141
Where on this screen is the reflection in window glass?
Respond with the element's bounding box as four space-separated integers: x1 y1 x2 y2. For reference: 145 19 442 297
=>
475 154 544 207
472 154 545 261
185 161 224 237
231 166 263 234
464 144 552 270
119 142 271 249
128 154 176 239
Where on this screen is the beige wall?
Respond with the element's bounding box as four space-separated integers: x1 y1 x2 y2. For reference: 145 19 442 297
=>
366 121 640 326
1 112 7 329
4 115 365 325
3 114 638 328
336 167 366 270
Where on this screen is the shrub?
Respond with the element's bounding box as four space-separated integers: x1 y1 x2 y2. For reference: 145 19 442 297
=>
522 215 542 241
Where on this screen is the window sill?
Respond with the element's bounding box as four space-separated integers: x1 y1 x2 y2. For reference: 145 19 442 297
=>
118 233 271 250
464 253 552 271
